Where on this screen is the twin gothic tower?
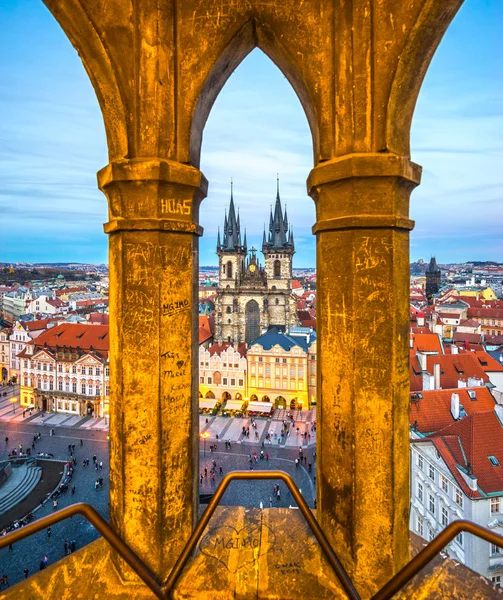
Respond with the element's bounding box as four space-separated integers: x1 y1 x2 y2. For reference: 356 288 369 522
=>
214 181 299 344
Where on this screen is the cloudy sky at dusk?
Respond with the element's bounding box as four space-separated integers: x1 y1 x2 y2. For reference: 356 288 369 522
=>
0 1 501 267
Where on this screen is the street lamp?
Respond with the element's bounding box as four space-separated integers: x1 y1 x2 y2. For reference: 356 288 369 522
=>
10 396 18 413
200 431 210 457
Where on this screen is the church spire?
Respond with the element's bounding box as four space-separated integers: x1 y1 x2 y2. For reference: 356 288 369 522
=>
217 226 221 251
220 178 246 253
268 176 289 249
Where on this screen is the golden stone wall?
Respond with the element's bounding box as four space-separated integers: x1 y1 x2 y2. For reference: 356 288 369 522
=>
28 0 465 597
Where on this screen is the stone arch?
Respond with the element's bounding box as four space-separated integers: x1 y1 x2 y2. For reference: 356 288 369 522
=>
205 390 215 399
386 1 463 156
250 394 259 402
235 392 242 400
222 391 231 401
245 299 260 344
274 395 286 409
261 395 270 402
189 19 319 167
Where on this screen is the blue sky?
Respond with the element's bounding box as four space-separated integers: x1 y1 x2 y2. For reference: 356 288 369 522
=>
0 1 501 267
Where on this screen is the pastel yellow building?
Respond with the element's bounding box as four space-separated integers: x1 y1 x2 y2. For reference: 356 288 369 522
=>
246 327 316 410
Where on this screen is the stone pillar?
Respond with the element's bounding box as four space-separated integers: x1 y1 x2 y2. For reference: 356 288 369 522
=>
98 158 207 583
308 153 421 597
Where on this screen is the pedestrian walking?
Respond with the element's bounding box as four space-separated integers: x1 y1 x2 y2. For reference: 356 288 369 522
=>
71 485 76 495
47 527 51 538
53 499 58 509
219 466 223 475
64 540 69 555
80 439 83 446
8 543 13 552
269 496 273 508
93 455 97 463
99 460 103 470
43 555 48 566
23 568 29 579
1 575 9 588
72 444 75 452
70 541 76 553
204 467 207 477
39 561 45 571
4 437 8 445
200 474 203 484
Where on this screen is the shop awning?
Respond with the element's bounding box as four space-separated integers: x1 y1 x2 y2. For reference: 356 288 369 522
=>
224 399 245 410
199 399 218 410
247 401 273 413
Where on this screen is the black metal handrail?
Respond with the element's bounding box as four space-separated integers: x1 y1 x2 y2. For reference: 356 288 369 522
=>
0 471 502 600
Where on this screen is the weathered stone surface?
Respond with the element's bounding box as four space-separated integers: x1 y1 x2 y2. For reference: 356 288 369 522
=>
3 510 501 599
37 0 466 595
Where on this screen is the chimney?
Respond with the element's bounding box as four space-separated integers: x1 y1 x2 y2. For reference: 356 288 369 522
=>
458 379 467 388
451 345 459 355
417 313 425 327
434 362 441 390
422 372 434 391
451 393 460 420
410 336 414 349
467 376 483 387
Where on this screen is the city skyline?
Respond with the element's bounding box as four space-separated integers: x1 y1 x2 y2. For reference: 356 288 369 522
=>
0 1 502 267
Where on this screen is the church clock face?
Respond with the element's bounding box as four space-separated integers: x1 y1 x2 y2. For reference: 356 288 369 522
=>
249 264 257 273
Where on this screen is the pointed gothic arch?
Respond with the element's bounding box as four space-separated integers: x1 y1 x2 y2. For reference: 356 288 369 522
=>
274 259 281 278
245 299 260 344
189 19 319 167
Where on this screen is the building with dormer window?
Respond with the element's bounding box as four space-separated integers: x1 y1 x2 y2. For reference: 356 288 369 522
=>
17 323 110 417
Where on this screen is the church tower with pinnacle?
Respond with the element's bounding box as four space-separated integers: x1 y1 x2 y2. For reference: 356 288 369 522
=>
214 179 299 345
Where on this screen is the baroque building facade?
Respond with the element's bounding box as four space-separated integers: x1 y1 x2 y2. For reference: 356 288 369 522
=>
214 182 299 344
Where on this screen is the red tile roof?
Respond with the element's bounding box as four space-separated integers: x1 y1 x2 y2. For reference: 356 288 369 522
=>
468 307 503 319
23 319 52 332
431 411 503 497
19 323 109 357
471 351 503 373
425 353 489 388
207 342 247 358
292 280 302 289
452 332 483 345
87 313 109 325
409 387 496 434
198 315 213 345
411 333 443 355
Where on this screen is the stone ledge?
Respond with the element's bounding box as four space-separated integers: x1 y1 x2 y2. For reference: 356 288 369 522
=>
1 508 501 599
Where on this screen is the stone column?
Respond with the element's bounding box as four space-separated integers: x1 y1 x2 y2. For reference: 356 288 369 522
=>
98 158 207 583
308 152 421 597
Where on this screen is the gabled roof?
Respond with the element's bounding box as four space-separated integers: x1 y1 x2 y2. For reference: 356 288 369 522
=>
249 330 315 352
425 353 489 388
23 323 109 353
468 307 503 319
198 315 213 345
411 333 443 355
292 280 302 289
409 387 496 434
206 342 247 358
23 319 52 332
430 411 503 497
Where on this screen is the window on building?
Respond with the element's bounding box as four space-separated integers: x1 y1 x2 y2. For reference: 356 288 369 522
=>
265 366 270 375
223 377 228 385
106 385 110 395
65 383 70 392
72 383 77 393
428 464 435 481
82 384 86 394
428 494 435 515
89 386 93 396
43 364 47 371
96 368 100 376
417 481 423 503
441 506 448 527
238 379 243 386
274 260 281 278
282 358 287 364
455 488 463 507
491 497 501 514
489 456 500 466
441 474 449 494
258 357 263 362
290 368 295 377
49 380 53 391
24 360 27 368
416 514 424 537
105 368 110 377
230 378 236 386
226 261 233 278
58 364 62 372
58 381 63 391
417 454 424 471
49 364 53 371
72 366 77 374
200 377 204 384
298 367 303 377
456 532 463 547
275 358 280 363
428 528 435 541
207 377 212 385
226 306 231 314
492 576 501 587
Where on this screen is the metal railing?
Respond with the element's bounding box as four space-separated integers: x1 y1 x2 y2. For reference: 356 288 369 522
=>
0 470 502 600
